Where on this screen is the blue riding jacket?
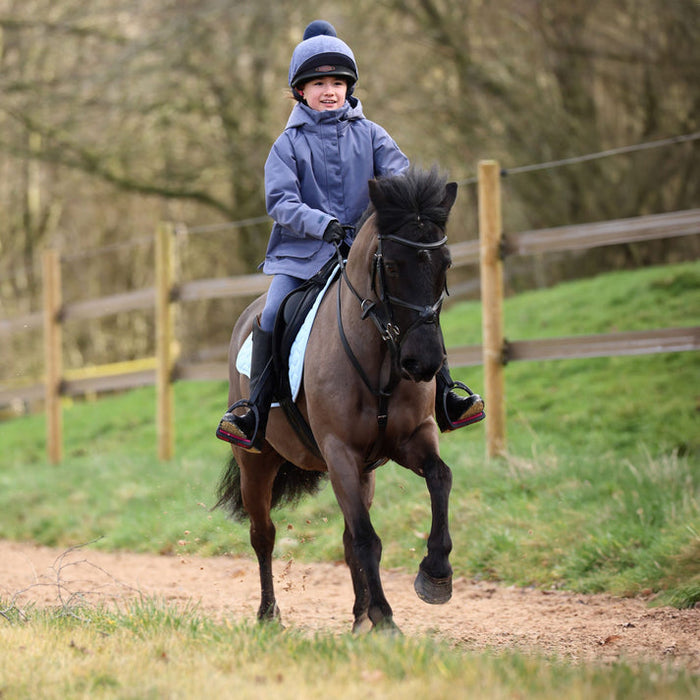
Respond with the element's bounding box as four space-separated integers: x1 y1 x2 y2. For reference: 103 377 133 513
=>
262 98 409 278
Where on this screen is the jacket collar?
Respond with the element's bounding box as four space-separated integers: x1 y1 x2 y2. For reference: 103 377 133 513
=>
285 98 364 130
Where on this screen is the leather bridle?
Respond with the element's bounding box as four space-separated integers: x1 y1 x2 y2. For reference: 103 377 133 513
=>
334 224 449 464
371 231 448 338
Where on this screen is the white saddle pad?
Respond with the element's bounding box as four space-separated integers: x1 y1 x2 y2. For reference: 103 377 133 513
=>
235 265 340 405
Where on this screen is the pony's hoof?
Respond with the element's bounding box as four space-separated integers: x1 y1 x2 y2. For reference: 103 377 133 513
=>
372 617 402 636
414 568 452 604
257 601 282 625
352 615 373 635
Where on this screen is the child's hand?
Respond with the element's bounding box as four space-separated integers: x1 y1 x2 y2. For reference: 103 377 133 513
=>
322 220 345 244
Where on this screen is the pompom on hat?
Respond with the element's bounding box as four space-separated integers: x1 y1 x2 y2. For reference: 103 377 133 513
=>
288 20 358 94
302 20 336 40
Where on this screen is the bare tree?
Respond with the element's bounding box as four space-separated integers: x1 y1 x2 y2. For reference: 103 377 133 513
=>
384 0 699 224
0 0 316 271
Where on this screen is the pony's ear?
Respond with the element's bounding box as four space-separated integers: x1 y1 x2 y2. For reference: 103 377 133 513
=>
442 182 458 212
368 179 386 209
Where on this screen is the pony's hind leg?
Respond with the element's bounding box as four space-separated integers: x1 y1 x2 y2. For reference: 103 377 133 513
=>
251 514 279 622
238 449 284 622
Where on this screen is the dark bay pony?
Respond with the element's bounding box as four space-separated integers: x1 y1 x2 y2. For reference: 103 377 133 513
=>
216 167 459 632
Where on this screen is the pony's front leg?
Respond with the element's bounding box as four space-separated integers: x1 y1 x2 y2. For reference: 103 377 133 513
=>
341 468 376 633
414 452 454 604
325 439 398 633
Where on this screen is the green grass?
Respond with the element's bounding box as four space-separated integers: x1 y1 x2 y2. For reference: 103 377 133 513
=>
0 262 698 607
1 601 698 699
441 260 700 457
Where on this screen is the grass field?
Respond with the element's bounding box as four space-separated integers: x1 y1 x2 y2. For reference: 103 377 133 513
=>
1 603 698 699
1 261 699 697
1 261 697 601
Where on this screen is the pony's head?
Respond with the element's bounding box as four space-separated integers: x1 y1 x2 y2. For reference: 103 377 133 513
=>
366 167 457 382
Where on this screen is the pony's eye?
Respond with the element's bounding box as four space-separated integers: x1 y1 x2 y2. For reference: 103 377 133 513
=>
383 260 400 277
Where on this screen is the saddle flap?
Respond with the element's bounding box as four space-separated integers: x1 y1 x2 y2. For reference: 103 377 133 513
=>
235 264 340 406
272 264 340 400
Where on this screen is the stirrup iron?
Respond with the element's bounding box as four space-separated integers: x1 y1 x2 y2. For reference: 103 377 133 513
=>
216 399 262 451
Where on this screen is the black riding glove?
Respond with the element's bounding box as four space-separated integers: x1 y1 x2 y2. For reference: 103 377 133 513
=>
322 220 345 245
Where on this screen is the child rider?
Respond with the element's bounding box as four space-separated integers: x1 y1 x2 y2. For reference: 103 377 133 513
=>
216 20 484 452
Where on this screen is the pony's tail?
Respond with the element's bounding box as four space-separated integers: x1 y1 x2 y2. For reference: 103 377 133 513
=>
215 454 326 522
215 454 246 521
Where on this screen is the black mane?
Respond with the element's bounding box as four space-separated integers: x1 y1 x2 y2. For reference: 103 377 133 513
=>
366 167 452 239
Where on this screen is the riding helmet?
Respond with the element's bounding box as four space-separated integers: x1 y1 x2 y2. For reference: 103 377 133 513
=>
288 20 358 95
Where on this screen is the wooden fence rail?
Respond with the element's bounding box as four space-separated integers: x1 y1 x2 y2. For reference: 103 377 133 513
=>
3 208 698 339
1 161 698 460
5 325 698 406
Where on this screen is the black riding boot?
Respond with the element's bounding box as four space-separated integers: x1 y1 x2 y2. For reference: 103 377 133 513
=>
216 320 275 453
435 362 485 433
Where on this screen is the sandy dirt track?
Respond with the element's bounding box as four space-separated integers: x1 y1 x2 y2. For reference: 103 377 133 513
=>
1 539 698 672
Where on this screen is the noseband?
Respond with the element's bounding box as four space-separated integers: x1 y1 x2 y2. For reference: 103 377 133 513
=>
335 226 448 464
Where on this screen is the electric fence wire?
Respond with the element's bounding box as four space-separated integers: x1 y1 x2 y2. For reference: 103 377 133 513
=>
59 234 153 262
455 131 700 186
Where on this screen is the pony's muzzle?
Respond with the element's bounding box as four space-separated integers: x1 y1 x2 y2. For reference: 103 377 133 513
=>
399 350 445 383
399 325 445 382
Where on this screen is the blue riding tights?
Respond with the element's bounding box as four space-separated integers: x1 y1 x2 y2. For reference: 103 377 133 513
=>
259 273 305 333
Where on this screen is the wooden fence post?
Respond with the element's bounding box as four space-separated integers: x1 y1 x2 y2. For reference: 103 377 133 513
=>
478 160 506 457
155 222 176 461
42 249 63 464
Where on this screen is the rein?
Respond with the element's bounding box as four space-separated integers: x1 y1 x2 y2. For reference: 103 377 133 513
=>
334 226 448 463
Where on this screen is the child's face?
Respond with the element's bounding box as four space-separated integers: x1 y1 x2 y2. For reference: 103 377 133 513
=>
298 76 348 111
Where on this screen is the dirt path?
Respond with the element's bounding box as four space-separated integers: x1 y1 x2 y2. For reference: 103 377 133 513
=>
1 539 698 672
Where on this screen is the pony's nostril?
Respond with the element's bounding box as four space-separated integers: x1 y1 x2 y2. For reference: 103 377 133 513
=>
401 357 439 382
401 358 420 376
